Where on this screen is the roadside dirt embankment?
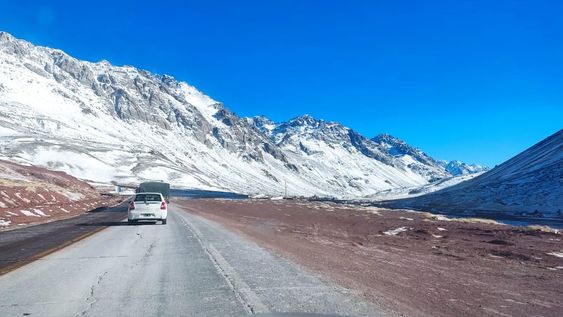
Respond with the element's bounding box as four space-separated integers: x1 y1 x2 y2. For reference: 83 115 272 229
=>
176 198 563 317
0 160 123 230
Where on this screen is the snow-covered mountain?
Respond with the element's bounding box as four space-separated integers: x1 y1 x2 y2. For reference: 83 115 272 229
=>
248 115 453 191
372 133 487 176
0 31 481 197
438 160 488 176
0 32 309 195
386 130 563 219
371 133 449 181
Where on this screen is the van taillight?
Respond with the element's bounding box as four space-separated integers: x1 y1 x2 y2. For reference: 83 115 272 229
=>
129 201 135 210
160 201 167 210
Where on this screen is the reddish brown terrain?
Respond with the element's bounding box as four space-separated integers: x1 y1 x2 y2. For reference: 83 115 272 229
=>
0 160 123 230
176 198 563 317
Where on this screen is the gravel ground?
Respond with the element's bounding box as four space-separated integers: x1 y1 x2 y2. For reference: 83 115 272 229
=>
176 198 563 317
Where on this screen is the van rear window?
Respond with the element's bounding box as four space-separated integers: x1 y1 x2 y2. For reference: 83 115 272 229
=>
134 193 162 202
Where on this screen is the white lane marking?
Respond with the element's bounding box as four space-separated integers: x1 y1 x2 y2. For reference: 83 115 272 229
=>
174 211 268 314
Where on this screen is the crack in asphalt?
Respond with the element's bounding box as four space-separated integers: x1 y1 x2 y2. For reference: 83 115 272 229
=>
76 271 108 317
177 214 268 315
127 240 156 271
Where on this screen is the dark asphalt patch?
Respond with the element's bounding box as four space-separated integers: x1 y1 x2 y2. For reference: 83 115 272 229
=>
0 203 128 275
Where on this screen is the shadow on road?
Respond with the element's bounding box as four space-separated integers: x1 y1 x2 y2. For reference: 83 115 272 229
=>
77 221 160 227
87 206 128 213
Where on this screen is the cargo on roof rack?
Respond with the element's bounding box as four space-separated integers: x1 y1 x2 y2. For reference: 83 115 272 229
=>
136 181 170 202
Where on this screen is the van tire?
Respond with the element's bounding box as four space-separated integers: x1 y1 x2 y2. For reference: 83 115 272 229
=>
162 219 167 225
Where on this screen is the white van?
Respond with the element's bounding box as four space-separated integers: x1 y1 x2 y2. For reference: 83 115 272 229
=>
128 192 168 225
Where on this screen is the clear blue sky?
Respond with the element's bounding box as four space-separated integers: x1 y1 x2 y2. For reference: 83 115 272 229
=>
1 0 561 167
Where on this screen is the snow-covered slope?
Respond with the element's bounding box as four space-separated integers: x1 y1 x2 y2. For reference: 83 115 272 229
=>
366 172 483 201
371 133 449 181
0 31 481 197
386 130 563 219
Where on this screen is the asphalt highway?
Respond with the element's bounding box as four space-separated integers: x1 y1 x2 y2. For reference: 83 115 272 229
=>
0 203 386 317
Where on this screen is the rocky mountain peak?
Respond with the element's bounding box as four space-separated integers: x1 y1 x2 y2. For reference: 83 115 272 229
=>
372 133 404 146
0 31 13 41
246 115 276 135
290 114 320 126
372 133 435 164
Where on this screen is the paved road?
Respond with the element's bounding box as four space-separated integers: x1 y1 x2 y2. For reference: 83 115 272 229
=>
0 204 385 317
0 203 128 275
